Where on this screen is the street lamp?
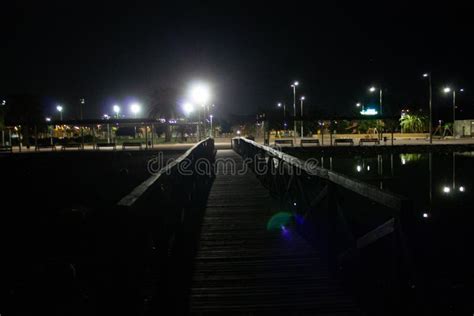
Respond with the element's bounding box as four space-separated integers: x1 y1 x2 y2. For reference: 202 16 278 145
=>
190 83 211 140
423 73 433 144
182 102 195 116
291 81 299 141
113 105 121 118
277 102 287 130
130 103 141 118
56 105 63 121
79 98 85 120
300 96 305 138
210 114 214 138
443 86 463 137
369 86 383 115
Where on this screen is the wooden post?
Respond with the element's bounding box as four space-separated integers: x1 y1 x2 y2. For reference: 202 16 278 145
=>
327 181 338 276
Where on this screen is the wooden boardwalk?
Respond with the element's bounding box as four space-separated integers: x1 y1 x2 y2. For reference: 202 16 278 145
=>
190 150 360 314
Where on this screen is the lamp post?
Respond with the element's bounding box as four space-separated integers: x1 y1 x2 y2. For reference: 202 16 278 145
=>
130 103 141 118
277 102 286 130
113 105 121 118
56 105 63 121
80 98 85 120
190 83 211 141
369 86 383 115
443 87 463 137
210 114 214 138
300 96 305 138
423 73 433 144
291 81 299 141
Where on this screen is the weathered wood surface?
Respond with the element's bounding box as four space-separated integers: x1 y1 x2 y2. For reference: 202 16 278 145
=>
190 150 360 314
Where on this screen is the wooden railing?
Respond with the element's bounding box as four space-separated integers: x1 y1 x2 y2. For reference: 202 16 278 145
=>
232 137 419 311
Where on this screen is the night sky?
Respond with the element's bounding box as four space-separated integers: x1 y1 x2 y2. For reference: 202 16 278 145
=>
2 2 473 120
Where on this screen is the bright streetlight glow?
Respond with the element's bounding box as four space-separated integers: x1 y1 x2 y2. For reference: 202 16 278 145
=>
56 105 63 112
356 165 362 172
45 117 51 122
277 102 282 107
182 102 195 115
190 84 211 105
113 105 121 114
459 186 465 192
301 96 305 100
130 103 141 116
422 213 429 218
356 102 361 107
443 186 451 193
422 73 429 78
443 87 451 93
291 81 299 87
369 86 376 92
1 100 6 106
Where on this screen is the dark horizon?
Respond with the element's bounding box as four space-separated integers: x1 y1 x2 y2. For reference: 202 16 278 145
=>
2 2 474 120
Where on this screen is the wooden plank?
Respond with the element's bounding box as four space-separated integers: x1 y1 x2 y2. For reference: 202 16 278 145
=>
356 218 395 249
190 150 359 313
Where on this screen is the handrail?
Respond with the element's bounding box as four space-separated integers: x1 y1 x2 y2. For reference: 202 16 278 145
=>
233 137 407 211
117 138 214 207
232 136 417 309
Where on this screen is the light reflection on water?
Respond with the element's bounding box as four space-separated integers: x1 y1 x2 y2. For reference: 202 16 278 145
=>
302 151 474 219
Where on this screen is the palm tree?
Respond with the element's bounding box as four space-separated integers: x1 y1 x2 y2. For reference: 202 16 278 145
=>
399 114 428 133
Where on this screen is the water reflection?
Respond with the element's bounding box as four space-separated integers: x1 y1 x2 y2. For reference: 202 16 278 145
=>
305 151 472 219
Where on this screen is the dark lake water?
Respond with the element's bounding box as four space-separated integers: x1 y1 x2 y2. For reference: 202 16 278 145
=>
296 151 474 220
291 150 474 313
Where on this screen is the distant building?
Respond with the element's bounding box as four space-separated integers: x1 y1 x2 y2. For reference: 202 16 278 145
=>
454 119 474 137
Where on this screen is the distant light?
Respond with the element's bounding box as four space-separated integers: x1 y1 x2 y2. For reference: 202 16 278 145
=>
292 81 299 87
360 108 378 116
293 202 297 206
459 186 465 192
130 103 141 114
301 96 305 100
182 102 195 115
1 100 6 106
190 83 211 104
103 114 110 119
367 165 370 171
210 114 213 119
277 102 282 107
422 73 429 78
422 213 429 218
80 98 85 104
443 186 451 193
356 102 361 107
236 130 241 135
56 105 63 112
443 87 451 93
401 158 406 165
45 117 51 122
113 105 121 114
460 88 464 92
356 165 362 172
369 86 377 92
